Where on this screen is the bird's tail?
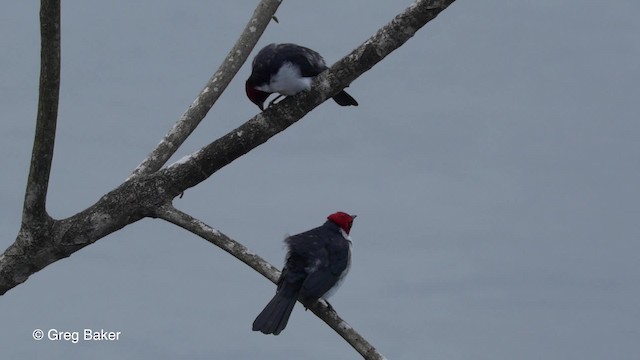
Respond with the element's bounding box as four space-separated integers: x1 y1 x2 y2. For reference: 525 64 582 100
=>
332 90 358 107
252 291 297 335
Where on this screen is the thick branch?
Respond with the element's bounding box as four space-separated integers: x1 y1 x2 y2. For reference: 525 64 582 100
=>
161 0 456 194
1 0 456 301
1 175 167 294
23 0 61 221
156 205 385 360
131 0 282 177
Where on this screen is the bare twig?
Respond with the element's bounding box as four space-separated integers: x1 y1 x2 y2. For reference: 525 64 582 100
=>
131 0 282 177
156 205 386 360
23 0 61 221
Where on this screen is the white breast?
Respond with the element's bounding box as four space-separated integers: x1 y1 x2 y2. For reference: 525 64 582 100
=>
256 62 313 96
323 232 352 299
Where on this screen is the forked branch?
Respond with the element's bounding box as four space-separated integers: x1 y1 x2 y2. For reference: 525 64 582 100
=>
3 3 456 359
132 0 282 177
159 0 457 193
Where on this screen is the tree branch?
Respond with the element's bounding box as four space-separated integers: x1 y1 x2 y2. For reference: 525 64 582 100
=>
156 205 386 360
160 0 456 194
131 0 282 177
304 299 386 360
22 0 61 221
156 204 279 282
1 0 456 303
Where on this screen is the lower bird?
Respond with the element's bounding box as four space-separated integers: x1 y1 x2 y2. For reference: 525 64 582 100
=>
245 43 359 110
252 211 357 335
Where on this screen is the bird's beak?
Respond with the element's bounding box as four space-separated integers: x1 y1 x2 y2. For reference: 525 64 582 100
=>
352 215 357 219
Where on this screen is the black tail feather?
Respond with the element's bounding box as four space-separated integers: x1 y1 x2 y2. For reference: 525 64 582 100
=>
252 291 297 335
332 90 358 107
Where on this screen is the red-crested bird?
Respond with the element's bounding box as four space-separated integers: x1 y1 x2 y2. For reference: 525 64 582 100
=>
252 211 356 335
245 43 358 110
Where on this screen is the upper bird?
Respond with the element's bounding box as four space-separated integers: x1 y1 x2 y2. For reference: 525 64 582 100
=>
245 43 359 110
252 211 357 335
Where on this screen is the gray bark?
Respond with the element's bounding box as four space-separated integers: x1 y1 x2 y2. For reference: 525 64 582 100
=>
23 0 60 222
1 0 456 358
132 0 283 177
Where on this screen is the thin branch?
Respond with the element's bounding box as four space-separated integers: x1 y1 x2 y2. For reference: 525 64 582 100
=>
305 300 387 360
156 205 386 360
156 204 279 282
131 0 282 177
23 0 61 221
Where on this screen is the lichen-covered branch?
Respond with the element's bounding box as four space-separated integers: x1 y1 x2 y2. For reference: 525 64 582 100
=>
161 0 456 193
1 0 456 307
305 299 387 360
156 205 386 360
131 0 282 177
2 1 457 358
1 175 165 294
156 204 280 282
23 0 61 221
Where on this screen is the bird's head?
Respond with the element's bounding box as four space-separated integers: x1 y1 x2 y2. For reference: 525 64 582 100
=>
245 81 270 111
327 211 357 234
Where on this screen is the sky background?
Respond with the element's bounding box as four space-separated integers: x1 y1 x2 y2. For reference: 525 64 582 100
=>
1 1 639 359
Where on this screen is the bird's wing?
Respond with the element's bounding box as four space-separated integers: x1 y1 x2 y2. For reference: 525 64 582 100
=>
277 44 328 77
299 238 350 300
277 230 326 296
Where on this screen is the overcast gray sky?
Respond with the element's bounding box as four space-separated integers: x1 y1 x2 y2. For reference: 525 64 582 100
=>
1 1 639 359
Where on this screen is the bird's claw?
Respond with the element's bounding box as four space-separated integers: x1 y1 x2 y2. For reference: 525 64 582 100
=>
324 300 334 311
267 94 284 109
